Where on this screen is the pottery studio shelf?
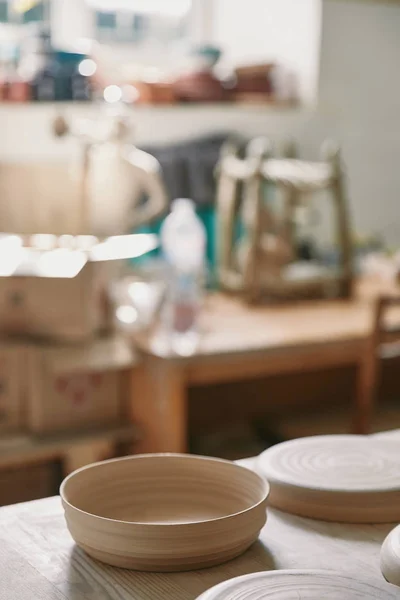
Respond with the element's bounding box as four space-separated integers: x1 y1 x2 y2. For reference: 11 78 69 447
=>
0 100 300 110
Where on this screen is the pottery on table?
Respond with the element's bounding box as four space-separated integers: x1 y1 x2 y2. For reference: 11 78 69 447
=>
60 453 269 571
256 434 400 522
381 524 400 587
195 569 399 599
373 430 400 441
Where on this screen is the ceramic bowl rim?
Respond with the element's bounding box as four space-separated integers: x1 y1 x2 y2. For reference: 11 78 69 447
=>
60 452 270 528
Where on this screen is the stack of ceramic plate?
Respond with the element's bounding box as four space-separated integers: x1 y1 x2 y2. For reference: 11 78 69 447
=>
381 524 400 587
256 434 400 522
60 453 269 571
195 570 398 599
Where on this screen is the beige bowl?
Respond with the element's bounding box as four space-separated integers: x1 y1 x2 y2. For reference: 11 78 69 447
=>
60 453 269 571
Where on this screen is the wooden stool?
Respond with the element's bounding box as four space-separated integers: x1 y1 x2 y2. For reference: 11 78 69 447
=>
216 140 353 302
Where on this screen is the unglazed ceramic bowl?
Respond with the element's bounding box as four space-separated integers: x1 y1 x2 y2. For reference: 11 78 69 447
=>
60 453 269 571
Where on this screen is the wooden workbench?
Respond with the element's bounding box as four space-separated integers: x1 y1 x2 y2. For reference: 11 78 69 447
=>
1 429 399 599
131 278 400 453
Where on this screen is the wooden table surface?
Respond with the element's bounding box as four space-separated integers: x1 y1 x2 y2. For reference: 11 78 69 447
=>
131 277 400 453
138 278 400 361
1 430 399 600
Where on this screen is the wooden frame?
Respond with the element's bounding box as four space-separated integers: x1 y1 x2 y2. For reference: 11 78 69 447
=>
354 295 400 434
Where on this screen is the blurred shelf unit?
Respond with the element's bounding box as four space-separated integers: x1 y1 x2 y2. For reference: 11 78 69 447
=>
0 99 300 110
0 101 309 160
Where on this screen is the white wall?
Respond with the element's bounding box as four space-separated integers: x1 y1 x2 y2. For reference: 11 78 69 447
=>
0 0 399 244
51 0 94 49
0 103 311 162
213 0 322 104
316 0 400 245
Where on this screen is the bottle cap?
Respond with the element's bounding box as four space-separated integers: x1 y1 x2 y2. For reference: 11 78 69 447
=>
171 198 194 212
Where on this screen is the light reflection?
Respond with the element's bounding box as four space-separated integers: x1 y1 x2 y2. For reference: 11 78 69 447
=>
128 281 153 305
30 234 56 250
76 235 99 251
78 59 97 77
121 84 140 104
0 235 25 276
36 249 87 279
116 305 138 325
59 235 75 248
90 234 158 262
104 85 123 104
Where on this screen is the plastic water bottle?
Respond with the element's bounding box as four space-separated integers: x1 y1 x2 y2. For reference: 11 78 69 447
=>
161 198 206 355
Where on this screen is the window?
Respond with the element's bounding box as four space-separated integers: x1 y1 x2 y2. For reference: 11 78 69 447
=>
22 1 45 23
0 0 49 24
0 2 8 22
94 11 149 44
88 0 192 46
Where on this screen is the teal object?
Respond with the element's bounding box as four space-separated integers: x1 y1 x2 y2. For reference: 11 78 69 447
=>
190 44 222 68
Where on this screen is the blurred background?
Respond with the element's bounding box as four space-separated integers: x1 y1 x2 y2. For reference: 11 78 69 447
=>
0 0 400 506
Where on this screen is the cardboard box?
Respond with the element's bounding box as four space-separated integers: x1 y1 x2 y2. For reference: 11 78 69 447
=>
0 262 115 342
0 233 157 342
26 335 137 436
0 343 26 433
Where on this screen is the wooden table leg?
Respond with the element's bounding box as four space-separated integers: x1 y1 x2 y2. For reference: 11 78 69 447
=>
130 356 187 453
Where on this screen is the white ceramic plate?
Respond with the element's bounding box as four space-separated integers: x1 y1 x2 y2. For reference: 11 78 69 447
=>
195 570 399 599
256 435 400 522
